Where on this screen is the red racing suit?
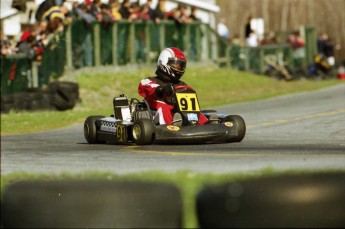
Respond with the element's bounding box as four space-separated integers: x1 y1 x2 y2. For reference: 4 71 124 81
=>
138 76 208 125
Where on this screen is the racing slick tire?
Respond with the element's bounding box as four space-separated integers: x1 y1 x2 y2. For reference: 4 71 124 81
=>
196 172 345 228
84 116 104 144
48 81 79 111
1 180 183 228
222 115 246 142
132 118 155 145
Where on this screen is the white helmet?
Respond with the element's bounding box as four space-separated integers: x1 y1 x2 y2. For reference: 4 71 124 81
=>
156 47 187 82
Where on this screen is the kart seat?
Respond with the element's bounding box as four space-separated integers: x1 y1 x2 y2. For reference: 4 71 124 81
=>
113 95 131 121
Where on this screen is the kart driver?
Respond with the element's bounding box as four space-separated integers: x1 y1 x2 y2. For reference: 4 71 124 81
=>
138 47 209 125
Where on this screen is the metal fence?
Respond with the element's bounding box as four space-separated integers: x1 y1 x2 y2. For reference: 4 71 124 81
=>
66 20 209 68
1 32 66 95
1 20 316 95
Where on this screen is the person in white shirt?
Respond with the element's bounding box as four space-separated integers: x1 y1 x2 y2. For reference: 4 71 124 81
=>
217 18 230 42
246 29 258 47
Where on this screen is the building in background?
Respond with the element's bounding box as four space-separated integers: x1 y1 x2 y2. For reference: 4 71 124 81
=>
1 0 21 36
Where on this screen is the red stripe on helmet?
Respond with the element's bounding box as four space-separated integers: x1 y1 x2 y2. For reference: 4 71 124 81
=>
169 47 186 60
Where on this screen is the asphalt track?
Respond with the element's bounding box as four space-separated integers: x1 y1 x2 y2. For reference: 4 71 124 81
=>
1 84 345 175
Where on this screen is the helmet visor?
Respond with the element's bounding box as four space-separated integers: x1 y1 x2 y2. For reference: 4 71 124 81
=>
168 58 186 72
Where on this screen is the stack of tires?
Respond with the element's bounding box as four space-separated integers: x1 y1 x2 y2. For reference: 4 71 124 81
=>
1 81 80 113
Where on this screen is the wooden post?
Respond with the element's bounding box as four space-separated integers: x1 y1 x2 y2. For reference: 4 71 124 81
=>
244 48 250 71
65 25 73 69
195 23 201 61
145 22 151 64
184 24 191 58
225 45 231 68
129 23 135 64
112 23 118 66
31 61 38 88
259 48 264 74
93 23 101 66
159 23 165 52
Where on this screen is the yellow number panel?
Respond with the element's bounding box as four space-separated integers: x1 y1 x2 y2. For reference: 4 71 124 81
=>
176 92 200 112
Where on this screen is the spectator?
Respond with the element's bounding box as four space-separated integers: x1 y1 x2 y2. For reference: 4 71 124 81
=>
74 3 96 67
138 4 152 22
70 2 80 18
109 0 122 21
35 0 57 21
35 0 66 21
1 35 16 57
119 0 131 20
41 4 72 32
33 21 49 47
288 31 305 69
89 0 102 21
45 17 64 33
260 31 277 46
288 31 305 50
246 29 258 47
288 31 305 60
128 2 141 22
41 5 64 22
245 16 252 39
231 34 241 46
173 3 191 25
217 17 230 42
75 3 96 25
100 3 114 25
16 30 36 59
145 0 155 21
317 32 335 66
190 6 201 22
317 32 325 54
153 0 168 23
131 4 152 62
189 6 202 60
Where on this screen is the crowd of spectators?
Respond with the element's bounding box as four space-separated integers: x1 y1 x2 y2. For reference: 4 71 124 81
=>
1 0 70 60
2 0 339 78
1 0 201 60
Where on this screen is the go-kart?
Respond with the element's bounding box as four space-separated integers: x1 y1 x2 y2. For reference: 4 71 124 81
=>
84 85 246 145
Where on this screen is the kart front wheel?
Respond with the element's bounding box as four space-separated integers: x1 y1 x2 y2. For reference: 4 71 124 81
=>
222 115 246 142
132 118 155 145
84 115 104 144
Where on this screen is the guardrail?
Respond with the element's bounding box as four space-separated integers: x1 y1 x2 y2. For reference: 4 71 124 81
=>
1 20 314 97
66 20 214 68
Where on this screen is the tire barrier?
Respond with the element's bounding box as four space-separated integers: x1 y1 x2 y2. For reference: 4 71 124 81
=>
0 81 79 113
1 180 183 228
48 81 80 111
196 172 345 228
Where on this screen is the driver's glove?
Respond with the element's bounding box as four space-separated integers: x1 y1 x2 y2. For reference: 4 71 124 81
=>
163 84 174 96
155 85 173 98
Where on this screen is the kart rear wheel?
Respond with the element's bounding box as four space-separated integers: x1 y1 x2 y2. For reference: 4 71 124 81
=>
84 116 104 144
222 115 246 142
132 118 155 145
